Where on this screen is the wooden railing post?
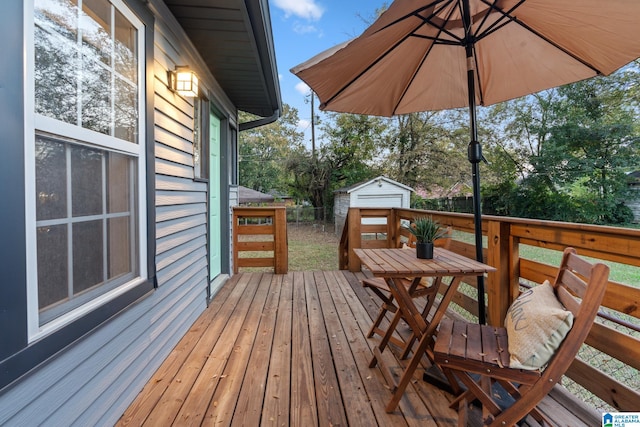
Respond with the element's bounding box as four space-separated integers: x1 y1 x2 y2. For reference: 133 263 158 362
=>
388 208 398 248
486 219 511 326
348 208 362 272
274 207 288 274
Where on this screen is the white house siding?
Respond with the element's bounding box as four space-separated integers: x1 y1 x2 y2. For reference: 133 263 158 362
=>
629 195 640 223
0 1 235 424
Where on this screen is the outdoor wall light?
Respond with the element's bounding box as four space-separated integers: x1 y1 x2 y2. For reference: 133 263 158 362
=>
169 66 199 97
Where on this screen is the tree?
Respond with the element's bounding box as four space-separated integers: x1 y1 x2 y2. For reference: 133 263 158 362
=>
238 104 304 193
548 75 640 223
380 110 473 199
483 65 640 223
286 113 384 212
485 90 561 185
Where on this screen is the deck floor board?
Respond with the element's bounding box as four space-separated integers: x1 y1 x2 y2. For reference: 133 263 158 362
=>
118 271 589 427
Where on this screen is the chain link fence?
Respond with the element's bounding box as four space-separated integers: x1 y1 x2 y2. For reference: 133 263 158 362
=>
563 310 640 412
286 206 335 233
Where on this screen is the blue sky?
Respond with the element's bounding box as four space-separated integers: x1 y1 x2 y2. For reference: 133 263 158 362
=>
269 0 387 142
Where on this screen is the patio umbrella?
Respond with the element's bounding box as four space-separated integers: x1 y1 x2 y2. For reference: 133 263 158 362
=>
291 0 640 324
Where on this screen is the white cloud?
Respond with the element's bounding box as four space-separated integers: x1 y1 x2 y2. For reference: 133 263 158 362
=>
295 82 311 96
297 119 311 130
273 0 324 21
293 22 320 35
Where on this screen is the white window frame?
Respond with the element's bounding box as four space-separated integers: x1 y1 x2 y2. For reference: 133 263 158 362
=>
24 0 148 341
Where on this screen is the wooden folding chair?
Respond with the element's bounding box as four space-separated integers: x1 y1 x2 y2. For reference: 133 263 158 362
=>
362 227 452 359
433 247 610 426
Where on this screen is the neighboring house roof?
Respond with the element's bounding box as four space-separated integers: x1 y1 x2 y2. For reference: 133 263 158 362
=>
239 186 275 203
267 189 293 200
417 181 473 199
627 170 640 183
334 176 415 194
164 0 281 118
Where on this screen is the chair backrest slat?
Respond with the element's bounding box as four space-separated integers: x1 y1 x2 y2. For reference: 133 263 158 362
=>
556 286 580 316
557 267 588 299
544 248 609 381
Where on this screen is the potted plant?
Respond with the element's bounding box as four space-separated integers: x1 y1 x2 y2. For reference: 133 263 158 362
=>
404 216 449 259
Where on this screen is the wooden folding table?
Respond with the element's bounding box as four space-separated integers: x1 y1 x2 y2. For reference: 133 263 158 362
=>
354 247 496 412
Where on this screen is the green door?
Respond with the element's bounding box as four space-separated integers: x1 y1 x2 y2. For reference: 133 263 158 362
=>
209 111 221 279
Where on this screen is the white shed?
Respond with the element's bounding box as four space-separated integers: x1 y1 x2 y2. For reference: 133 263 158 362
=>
627 171 640 223
334 176 414 235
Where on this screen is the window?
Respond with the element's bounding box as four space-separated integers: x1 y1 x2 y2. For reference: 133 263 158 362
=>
30 0 146 334
193 97 209 180
34 0 139 143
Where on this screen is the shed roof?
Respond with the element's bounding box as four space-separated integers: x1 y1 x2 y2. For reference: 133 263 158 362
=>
164 0 281 118
334 176 414 194
239 186 275 203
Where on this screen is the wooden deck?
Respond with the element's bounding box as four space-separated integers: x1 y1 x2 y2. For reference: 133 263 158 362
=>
117 271 598 426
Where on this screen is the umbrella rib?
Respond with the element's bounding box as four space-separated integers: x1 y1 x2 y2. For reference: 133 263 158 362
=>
473 0 525 40
392 0 460 115
521 21 601 74
371 0 447 35
320 38 418 110
477 18 511 40
472 43 485 106
416 0 465 44
411 34 460 46
381 0 464 44
322 0 457 111
477 0 603 75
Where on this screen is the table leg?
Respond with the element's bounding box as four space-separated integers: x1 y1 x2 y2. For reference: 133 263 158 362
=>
369 306 403 368
385 276 464 413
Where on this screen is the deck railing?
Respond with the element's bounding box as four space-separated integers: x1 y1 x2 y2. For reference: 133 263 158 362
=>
339 207 640 412
232 206 288 274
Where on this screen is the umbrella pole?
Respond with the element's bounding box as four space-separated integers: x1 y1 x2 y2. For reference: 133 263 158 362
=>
470 145 486 325
463 0 487 325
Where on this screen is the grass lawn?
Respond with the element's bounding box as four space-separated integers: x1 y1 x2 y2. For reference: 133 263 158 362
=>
288 224 339 271
451 229 639 287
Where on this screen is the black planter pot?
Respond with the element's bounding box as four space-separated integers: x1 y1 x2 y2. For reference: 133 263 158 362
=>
416 242 434 259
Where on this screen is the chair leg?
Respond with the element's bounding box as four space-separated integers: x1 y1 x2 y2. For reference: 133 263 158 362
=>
457 397 469 427
494 380 551 425
454 372 502 421
440 366 463 395
490 384 554 427
449 389 474 409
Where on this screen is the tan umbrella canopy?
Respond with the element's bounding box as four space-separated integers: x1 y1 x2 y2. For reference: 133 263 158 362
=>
292 0 640 116
291 0 640 323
